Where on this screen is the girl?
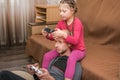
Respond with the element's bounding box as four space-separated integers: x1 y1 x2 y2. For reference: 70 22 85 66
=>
42 0 86 80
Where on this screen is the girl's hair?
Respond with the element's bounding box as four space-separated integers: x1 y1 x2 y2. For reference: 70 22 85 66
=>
60 0 77 14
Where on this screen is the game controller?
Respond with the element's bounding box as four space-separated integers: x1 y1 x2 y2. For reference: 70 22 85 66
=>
30 65 43 74
44 28 55 33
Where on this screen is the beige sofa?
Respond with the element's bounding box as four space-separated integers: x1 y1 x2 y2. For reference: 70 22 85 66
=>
25 0 120 80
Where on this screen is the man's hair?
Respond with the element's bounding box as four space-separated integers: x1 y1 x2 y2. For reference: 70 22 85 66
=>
60 0 77 14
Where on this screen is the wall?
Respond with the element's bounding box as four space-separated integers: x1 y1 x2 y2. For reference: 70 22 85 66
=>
47 0 61 5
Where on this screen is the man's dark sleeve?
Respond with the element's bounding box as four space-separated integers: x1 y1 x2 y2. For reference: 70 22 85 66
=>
73 62 82 80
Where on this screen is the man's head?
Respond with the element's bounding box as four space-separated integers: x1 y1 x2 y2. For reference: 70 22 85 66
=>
55 36 71 56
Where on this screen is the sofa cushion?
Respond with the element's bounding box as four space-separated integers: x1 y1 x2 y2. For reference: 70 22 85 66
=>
77 0 120 48
26 35 120 80
81 41 120 80
25 35 55 66
76 0 120 79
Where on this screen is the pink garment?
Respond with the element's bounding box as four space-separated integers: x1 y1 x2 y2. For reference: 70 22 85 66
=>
48 17 85 51
65 50 85 79
42 49 85 79
42 17 86 79
42 49 59 69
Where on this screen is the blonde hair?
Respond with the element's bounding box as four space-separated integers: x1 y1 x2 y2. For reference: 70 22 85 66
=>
60 0 77 14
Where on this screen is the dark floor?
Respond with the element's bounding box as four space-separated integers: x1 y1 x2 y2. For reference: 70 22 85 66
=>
0 45 32 71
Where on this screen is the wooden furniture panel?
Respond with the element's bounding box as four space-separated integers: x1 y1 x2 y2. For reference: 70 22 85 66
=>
27 21 57 37
35 5 60 22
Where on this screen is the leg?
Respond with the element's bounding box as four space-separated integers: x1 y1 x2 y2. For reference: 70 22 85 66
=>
42 49 59 69
65 50 85 80
0 70 26 80
12 71 34 80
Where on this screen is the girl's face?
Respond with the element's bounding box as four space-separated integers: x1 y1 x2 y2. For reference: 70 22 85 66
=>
59 3 74 20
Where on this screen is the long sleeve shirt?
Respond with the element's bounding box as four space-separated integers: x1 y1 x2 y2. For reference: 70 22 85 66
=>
47 17 85 51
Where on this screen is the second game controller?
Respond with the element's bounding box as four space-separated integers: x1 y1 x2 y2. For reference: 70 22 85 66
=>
30 65 43 74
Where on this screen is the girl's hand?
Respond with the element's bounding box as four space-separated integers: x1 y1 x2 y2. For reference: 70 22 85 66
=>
35 68 55 80
41 28 49 37
52 29 67 39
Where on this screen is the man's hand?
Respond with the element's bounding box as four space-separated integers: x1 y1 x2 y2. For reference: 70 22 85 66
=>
26 63 39 75
35 68 55 80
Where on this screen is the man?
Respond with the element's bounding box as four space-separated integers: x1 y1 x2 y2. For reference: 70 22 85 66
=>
0 37 82 80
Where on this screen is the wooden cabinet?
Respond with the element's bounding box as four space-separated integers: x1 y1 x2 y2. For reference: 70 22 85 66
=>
27 5 59 38
35 5 60 22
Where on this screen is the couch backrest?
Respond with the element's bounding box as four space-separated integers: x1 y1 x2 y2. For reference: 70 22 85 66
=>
76 0 120 49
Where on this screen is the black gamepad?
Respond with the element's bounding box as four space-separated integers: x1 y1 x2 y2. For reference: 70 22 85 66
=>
44 28 55 33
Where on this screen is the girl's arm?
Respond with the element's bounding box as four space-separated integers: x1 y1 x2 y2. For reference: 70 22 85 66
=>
46 21 62 41
65 20 83 45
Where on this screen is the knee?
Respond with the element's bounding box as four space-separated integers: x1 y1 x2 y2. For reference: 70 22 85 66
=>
81 52 86 59
0 70 10 74
68 56 76 62
0 70 11 77
43 50 58 59
43 52 49 58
